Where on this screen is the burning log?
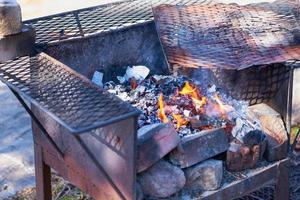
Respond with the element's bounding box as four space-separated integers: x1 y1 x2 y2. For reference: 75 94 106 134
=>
184 159 223 191
137 123 180 173
248 103 288 162
138 160 186 198
169 128 229 168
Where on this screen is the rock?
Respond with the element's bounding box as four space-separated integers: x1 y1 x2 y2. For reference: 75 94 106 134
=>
137 123 180 173
226 138 266 172
185 159 223 191
169 128 229 168
0 0 22 37
248 103 288 161
138 160 186 198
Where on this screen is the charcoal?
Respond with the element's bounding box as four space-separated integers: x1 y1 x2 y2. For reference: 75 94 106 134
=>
105 74 255 140
241 129 266 147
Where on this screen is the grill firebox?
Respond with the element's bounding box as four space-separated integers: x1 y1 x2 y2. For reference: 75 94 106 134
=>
0 0 299 199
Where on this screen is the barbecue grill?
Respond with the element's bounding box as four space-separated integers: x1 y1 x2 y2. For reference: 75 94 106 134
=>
0 0 299 199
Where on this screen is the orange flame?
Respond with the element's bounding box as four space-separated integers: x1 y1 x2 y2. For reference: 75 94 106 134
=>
179 82 206 111
192 96 207 109
172 114 189 130
214 94 226 115
179 82 199 100
213 94 234 118
157 93 169 123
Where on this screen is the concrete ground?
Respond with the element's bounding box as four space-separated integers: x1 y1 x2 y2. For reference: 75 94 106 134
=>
0 0 289 199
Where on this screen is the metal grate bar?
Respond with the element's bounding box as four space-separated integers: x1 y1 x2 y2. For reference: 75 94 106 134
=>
0 53 140 134
153 3 300 70
23 0 219 45
23 0 300 45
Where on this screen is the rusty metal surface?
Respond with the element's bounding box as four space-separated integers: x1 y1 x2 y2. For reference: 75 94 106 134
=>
0 53 140 134
32 102 138 200
153 3 300 70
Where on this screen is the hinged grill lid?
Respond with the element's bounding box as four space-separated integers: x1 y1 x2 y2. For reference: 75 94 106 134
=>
153 3 300 70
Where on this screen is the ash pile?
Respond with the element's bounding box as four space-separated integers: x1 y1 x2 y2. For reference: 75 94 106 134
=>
93 66 289 199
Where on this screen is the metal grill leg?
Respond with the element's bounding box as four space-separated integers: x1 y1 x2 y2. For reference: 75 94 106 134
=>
275 159 290 200
34 143 52 200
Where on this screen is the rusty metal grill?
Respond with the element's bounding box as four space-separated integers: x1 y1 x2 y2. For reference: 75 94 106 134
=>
0 53 139 134
24 0 215 45
153 3 300 70
213 63 291 105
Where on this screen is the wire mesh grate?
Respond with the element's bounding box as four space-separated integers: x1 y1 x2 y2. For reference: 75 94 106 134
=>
24 0 216 45
153 3 300 71
212 63 291 105
0 53 139 134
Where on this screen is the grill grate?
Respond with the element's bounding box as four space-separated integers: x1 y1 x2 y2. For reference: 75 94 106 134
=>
24 0 215 45
0 53 139 134
213 63 291 105
153 3 300 70
236 186 275 200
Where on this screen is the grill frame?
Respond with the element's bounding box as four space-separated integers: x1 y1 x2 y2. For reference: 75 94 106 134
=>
0 0 298 199
0 52 140 134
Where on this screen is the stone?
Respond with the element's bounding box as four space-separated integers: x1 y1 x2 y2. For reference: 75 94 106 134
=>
0 0 22 37
138 160 186 198
226 138 266 172
248 103 288 161
169 128 229 168
185 159 223 191
137 123 180 173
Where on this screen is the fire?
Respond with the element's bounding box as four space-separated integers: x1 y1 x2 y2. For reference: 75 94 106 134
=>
172 114 189 130
179 81 207 111
192 96 207 110
157 93 169 123
213 94 234 118
157 81 235 131
179 82 199 100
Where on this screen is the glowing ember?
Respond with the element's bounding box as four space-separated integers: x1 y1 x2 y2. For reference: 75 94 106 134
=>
105 74 251 137
172 114 189 130
157 93 169 123
156 81 237 129
130 78 138 89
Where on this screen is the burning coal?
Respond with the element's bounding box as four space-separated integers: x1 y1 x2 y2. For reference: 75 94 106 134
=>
103 66 261 138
